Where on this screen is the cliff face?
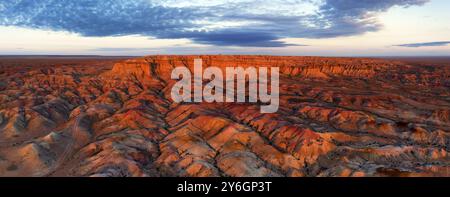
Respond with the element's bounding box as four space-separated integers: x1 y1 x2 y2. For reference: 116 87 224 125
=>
108 55 389 79
0 55 449 177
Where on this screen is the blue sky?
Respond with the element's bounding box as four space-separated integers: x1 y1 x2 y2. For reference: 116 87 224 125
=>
0 0 449 56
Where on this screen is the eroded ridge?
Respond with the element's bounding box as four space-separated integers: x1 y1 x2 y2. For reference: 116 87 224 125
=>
0 55 449 177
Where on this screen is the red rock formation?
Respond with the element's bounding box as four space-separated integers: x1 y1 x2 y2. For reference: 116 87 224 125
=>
0 55 449 177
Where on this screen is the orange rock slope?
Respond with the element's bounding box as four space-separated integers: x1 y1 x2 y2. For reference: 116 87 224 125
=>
0 55 449 177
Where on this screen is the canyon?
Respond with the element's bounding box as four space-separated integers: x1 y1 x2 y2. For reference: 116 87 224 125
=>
0 55 449 177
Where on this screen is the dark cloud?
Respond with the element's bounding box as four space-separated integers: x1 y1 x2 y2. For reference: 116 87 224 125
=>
162 30 303 47
394 41 450 47
0 0 429 47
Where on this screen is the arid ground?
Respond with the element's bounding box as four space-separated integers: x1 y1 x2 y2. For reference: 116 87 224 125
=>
0 55 449 177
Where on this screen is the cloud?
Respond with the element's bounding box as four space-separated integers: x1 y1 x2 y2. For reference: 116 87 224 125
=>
0 0 429 47
162 30 305 47
300 0 429 38
394 41 450 47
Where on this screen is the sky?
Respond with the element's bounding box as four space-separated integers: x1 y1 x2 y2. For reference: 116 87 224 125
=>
0 0 449 56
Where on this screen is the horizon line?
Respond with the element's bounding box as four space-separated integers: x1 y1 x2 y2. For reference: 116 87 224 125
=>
1 54 450 58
